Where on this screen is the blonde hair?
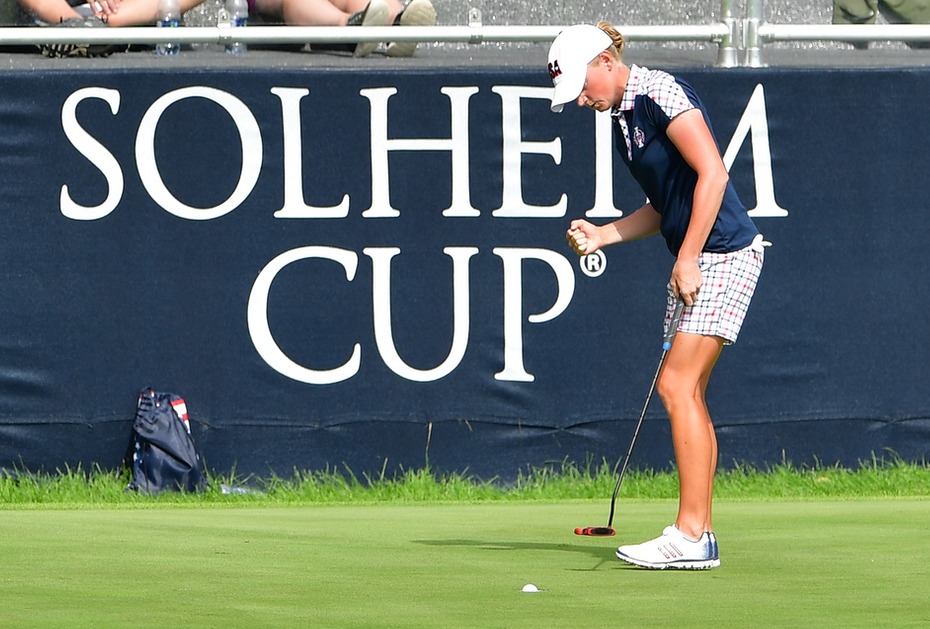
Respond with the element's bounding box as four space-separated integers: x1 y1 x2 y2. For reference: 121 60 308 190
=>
597 21 625 60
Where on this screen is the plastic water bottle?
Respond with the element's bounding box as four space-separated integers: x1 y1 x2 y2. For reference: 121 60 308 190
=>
155 0 181 56
224 0 249 54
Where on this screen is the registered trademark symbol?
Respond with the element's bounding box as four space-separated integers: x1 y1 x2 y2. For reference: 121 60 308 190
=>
579 250 607 278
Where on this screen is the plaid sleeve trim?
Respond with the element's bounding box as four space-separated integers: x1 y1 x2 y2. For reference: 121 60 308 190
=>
643 69 694 122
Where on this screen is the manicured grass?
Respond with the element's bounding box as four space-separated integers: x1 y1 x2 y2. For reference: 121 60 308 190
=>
0 499 928 628
2 462 928 627
3 456 929 505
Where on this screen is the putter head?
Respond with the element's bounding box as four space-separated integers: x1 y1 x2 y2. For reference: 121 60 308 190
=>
574 526 616 537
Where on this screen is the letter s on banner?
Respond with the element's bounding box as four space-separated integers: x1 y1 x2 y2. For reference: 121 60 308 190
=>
60 87 124 221
248 246 361 385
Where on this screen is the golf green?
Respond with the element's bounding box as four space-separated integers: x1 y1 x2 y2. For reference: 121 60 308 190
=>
1 500 927 627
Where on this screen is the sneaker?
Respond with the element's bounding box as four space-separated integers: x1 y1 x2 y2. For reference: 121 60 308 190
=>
38 15 128 58
348 0 389 57
616 525 718 570
385 0 436 58
707 531 721 568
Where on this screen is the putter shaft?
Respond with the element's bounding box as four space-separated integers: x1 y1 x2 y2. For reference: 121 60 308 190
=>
606 300 685 528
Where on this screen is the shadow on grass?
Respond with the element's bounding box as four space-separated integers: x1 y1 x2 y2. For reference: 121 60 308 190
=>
413 539 621 571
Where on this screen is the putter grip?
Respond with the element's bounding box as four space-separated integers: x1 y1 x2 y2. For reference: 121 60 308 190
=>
662 300 686 350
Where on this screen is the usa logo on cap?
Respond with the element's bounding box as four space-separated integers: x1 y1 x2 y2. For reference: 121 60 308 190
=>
548 61 562 80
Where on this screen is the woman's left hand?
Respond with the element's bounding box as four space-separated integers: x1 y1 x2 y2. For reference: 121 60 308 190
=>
671 258 702 306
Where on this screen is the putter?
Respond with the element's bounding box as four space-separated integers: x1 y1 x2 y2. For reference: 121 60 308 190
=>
575 299 686 537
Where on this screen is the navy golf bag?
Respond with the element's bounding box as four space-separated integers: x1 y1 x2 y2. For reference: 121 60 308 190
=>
126 389 206 494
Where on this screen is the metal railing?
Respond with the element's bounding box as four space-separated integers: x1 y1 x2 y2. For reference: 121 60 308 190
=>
0 24 731 49
3 0 929 67
744 0 930 66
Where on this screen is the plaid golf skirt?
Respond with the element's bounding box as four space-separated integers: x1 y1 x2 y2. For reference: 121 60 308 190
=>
664 235 766 344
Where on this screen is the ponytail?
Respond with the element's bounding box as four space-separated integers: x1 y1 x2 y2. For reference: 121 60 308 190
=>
597 21 625 60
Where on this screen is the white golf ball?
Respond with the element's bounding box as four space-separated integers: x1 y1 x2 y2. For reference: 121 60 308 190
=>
522 584 539 593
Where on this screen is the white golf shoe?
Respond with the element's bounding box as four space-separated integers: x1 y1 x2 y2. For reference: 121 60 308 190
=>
616 525 719 570
708 531 721 568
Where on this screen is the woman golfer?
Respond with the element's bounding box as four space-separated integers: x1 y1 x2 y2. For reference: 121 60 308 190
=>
550 22 767 569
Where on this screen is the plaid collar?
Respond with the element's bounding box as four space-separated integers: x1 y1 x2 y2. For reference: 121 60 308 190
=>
612 64 646 116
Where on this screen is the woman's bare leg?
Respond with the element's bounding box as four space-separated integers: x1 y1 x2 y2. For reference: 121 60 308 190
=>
655 331 723 540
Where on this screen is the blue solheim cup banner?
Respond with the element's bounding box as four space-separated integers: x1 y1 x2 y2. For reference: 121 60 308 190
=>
0 65 927 478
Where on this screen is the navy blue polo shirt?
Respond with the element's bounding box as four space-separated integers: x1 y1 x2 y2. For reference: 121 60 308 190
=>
611 65 758 257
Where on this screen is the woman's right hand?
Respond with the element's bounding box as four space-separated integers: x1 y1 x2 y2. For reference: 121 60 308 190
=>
566 219 601 256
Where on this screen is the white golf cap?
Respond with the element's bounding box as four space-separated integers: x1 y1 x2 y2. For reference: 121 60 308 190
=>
548 24 614 113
